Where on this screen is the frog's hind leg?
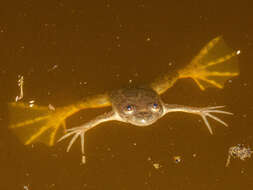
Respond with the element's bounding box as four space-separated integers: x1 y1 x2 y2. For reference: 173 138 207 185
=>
8 94 111 147
179 36 240 90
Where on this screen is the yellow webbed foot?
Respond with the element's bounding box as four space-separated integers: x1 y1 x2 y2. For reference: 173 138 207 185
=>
179 36 240 90
8 102 76 146
8 94 111 146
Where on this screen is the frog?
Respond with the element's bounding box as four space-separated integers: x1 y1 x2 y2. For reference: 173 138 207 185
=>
8 36 240 163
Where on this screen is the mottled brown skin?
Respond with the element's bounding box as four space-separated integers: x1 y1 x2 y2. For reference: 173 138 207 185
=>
110 87 164 126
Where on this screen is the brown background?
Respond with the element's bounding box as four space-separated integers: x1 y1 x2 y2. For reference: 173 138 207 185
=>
0 0 253 190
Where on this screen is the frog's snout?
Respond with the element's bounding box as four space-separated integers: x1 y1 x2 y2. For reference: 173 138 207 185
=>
134 112 156 126
138 111 151 118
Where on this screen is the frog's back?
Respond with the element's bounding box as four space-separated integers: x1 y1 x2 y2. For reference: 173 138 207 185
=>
109 86 159 108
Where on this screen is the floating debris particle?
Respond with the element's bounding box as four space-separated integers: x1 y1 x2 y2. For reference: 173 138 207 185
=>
153 163 161 169
48 104 56 111
168 62 173 66
147 157 162 170
23 184 30 190
29 100 35 108
173 155 182 164
225 144 253 167
15 75 24 102
146 37 151 42
48 64 59 72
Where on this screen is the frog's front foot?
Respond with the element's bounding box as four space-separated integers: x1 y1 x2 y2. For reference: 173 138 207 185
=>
58 126 88 163
58 126 86 152
57 111 117 163
193 106 233 134
165 105 233 134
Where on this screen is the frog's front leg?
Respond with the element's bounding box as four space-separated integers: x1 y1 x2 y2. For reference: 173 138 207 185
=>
58 111 121 163
163 104 233 134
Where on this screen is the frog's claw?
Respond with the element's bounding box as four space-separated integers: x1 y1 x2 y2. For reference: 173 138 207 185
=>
8 94 111 146
179 36 240 90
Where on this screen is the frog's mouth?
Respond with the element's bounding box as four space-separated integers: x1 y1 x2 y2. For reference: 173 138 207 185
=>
129 112 159 126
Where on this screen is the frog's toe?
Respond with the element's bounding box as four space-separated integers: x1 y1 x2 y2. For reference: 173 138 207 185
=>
205 112 228 127
199 106 233 134
66 131 83 152
57 130 77 142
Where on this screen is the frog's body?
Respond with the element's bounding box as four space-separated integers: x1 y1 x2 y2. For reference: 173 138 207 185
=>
8 36 240 163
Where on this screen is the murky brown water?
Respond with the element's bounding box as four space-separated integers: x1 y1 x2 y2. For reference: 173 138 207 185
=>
1 1 253 190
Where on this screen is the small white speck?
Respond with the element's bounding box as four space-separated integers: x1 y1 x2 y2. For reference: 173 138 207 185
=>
80 81 88 85
48 104 55 111
133 72 139 77
242 114 247 118
146 37 151 42
128 79 132 83
49 184 56 188
173 156 182 163
48 65 58 72
243 83 248 87
236 50 241 55
153 163 161 169
25 172 30 177
29 100 35 108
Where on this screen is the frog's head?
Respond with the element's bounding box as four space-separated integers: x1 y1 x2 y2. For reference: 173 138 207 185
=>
112 87 164 126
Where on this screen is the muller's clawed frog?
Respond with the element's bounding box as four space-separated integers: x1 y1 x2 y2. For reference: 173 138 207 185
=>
9 36 240 163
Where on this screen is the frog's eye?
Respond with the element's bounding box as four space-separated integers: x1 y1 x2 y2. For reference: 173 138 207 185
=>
125 105 134 114
151 103 160 112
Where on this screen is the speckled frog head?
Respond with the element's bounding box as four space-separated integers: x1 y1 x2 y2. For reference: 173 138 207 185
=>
110 87 164 126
